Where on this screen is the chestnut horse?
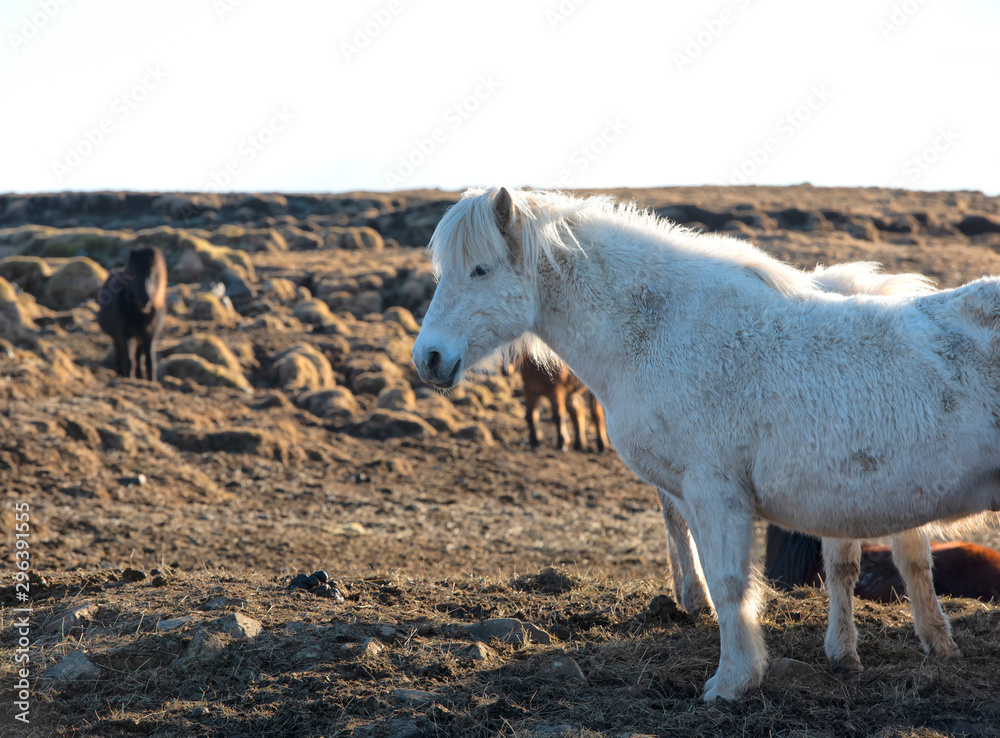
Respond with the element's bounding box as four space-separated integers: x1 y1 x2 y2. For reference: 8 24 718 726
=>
98 245 167 381
765 525 1000 603
519 357 608 452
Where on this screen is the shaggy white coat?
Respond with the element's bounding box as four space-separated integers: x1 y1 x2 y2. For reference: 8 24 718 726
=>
413 187 1000 700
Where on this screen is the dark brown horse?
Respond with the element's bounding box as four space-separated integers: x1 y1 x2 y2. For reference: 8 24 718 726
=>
98 246 167 381
765 524 1000 603
519 357 608 452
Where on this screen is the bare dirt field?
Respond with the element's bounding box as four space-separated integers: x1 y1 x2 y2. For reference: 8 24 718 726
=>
2 185 999 737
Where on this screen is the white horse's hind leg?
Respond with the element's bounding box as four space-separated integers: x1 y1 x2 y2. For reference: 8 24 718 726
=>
821 537 863 674
890 530 961 658
658 490 713 614
685 471 764 701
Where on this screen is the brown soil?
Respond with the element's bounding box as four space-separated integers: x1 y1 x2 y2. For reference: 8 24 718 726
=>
2 185 999 737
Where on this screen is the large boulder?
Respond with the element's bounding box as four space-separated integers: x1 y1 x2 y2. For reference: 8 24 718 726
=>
270 344 336 391
158 354 252 391
0 276 37 345
0 255 53 295
207 225 288 253
161 334 243 374
300 388 360 423
360 410 436 440
43 257 109 310
292 298 334 325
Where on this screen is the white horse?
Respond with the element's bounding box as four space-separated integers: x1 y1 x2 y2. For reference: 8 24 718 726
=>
413 186 1000 700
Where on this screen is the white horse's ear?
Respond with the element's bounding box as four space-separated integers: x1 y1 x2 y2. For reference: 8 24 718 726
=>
494 187 513 234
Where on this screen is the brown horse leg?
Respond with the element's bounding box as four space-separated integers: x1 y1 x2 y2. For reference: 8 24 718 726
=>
822 537 864 675
568 392 587 451
525 395 541 448
890 530 961 658
551 385 568 451
590 394 608 452
142 333 156 382
112 337 130 377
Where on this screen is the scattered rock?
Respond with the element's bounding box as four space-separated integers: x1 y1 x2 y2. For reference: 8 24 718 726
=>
523 623 553 645
339 226 384 250
643 594 682 624
174 630 227 669
188 293 236 324
210 612 262 640
360 410 436 440
514 567 579 595
100 428 137 455
47 603 98 634
539 655 586 683
382 305 420 334
289 571 346 599
344 637 384 658
156 616 194 632
300 388 360 422
200 595 248 611
467 618 528 645
463 642 499 661
42 651 101 682
292 297 334 324
393 689 438 706
770 657 824 687
121 568 146 582
376 384 416 412
62 417 101 447
454 422 494 445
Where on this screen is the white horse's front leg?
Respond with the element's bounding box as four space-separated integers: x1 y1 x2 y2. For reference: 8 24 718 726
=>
890 529 961 658
658 489 713 615
821 537 863 674
684 470 764 701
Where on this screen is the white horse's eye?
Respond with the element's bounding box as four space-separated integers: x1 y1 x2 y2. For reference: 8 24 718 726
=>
470 265 490 279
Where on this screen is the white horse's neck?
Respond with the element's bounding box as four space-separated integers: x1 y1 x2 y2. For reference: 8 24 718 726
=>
530 230 672 405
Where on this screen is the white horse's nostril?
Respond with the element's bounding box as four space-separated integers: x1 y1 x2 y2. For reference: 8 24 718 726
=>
428 350 441 370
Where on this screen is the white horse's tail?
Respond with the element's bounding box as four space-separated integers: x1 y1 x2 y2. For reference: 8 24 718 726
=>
811 262 937 297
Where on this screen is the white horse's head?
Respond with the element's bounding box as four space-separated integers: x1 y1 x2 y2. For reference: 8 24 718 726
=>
413 187 545 389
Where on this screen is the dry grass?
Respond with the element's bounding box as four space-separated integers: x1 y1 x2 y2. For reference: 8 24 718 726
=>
2 569 998 737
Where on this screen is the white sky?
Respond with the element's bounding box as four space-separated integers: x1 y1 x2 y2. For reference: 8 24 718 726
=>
1 0 997 195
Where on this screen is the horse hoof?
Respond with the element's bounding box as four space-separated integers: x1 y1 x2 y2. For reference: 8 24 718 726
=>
830 658 864 679
930 642 962 660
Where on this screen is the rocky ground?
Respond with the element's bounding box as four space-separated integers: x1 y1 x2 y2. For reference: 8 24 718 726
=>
1 185 1000 736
